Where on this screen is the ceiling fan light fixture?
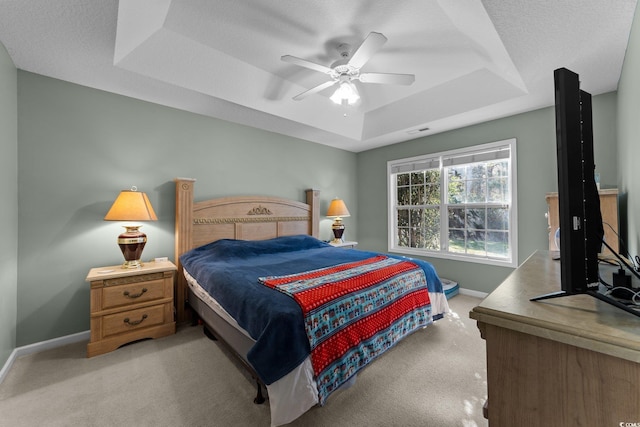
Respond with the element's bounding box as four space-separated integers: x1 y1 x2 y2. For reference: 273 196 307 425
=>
283 32 413 104
330 81 360 105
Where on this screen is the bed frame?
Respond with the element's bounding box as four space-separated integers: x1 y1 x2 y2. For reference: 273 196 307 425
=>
173 178 320 402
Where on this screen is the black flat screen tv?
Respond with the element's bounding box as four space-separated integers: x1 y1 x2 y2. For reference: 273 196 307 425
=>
531 67 639 318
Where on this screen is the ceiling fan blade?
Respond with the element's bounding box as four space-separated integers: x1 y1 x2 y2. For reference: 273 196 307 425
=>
292 80 338 101
281 55 333 75
359 72 415 85
348 32 387 69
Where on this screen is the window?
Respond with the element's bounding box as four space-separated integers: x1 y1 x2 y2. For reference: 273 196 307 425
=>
388 139 517 267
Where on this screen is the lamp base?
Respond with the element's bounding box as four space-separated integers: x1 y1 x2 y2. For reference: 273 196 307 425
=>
331 219 345 244
117 226 147 269
121 259 144 269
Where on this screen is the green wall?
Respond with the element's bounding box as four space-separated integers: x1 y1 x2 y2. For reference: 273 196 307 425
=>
16 72 357 347
618 3 640 257
3 2 639 356
356 92 618 294
0 42 18 368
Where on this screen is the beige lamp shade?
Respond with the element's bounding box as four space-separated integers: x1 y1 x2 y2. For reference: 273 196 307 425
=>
104 189 158 221
326 199 351 218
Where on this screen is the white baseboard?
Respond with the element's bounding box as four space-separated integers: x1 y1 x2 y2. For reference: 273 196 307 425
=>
459 287 489 299
0 349 18 384
0 330 89 384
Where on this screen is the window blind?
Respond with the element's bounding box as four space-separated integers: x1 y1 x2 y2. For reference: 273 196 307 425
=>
442 145 510 167
390 157 439 174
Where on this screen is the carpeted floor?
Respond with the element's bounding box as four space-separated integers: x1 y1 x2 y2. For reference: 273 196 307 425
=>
0 294 488 427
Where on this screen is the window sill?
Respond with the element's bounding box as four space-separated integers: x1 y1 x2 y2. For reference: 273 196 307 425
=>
389 246 517 268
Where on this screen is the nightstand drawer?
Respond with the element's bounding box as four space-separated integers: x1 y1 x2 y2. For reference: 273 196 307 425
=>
102 276 166 309
102 305 166 337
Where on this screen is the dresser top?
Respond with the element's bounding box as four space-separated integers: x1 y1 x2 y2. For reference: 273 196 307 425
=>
470 250 640 363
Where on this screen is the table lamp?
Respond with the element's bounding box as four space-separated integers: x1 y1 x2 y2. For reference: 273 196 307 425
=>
104 186 158 269
326 198 351 243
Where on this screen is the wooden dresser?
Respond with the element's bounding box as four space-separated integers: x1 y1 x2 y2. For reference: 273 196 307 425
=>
86 260 177 357
470 251 640 426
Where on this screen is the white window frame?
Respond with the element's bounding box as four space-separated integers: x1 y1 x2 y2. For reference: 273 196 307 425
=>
387 139 518 268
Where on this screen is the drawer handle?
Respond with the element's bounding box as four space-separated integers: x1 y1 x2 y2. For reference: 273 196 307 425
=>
123 288 147 299
123 314 148 326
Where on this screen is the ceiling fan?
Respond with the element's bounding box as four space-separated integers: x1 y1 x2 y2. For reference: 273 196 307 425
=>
281 32 415 104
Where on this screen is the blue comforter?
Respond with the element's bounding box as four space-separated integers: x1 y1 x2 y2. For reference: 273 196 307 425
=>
180 235 443 385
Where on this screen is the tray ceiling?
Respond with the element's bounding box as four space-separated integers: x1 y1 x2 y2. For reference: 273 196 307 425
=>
0 0 637 152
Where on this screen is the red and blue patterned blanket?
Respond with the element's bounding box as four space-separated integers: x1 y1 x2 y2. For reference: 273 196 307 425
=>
259 255 431 404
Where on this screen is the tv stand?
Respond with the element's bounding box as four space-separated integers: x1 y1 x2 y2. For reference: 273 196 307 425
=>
470 251 640 425
531 287 640 318
586 289 640 318
530 289 569 301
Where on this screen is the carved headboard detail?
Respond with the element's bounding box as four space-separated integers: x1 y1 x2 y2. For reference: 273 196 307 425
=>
173 177 320 322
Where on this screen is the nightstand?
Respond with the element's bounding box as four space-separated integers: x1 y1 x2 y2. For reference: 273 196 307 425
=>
329 241 358 249
86 260 177 357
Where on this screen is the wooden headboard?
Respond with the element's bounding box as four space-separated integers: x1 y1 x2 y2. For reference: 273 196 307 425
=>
174 177 320 322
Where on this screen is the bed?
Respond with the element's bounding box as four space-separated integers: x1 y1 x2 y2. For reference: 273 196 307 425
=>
173 178 449 426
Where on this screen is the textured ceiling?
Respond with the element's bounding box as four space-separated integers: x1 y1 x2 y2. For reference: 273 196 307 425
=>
0 0 637 152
